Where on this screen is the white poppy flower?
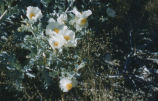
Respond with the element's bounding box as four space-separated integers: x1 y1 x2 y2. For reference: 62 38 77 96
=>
26 6 42 22
48 34 65 49
46 18 67 36
71 8 92 30
61 29 77 47
57 13 67 24
59 78 77 92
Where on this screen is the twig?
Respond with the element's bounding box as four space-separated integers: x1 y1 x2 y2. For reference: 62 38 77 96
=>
124 30 134 70
0 10 8 21
129 30 133 51
65 0 75 13
61 93 64 101
105 75 123 79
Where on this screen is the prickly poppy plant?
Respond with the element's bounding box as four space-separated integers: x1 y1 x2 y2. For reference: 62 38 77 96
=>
18 4 91 91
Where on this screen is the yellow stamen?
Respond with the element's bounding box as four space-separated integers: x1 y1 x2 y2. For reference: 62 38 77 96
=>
64 35 70 41
54 42 59 47
80 18 87 25
53 28 60 33
29 12 35 19
66 83 72 91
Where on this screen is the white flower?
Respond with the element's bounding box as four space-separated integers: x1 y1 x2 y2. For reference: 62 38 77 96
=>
46 18 67 37
26 6 42 22
48 34 65 49
71 8 92 30
59 78 77 92
57 13 67 24
61 29 77 47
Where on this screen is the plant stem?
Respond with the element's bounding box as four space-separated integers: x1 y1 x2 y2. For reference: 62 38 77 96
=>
0 10 7 21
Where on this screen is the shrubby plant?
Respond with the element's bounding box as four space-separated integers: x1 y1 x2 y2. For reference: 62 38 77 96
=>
17 1 92 92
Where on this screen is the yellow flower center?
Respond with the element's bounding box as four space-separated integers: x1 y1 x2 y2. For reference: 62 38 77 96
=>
53 41 59 47
64 35 70 41
66 83 72 91
29 12 35 19
80 18 87 25
53 28 60 33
